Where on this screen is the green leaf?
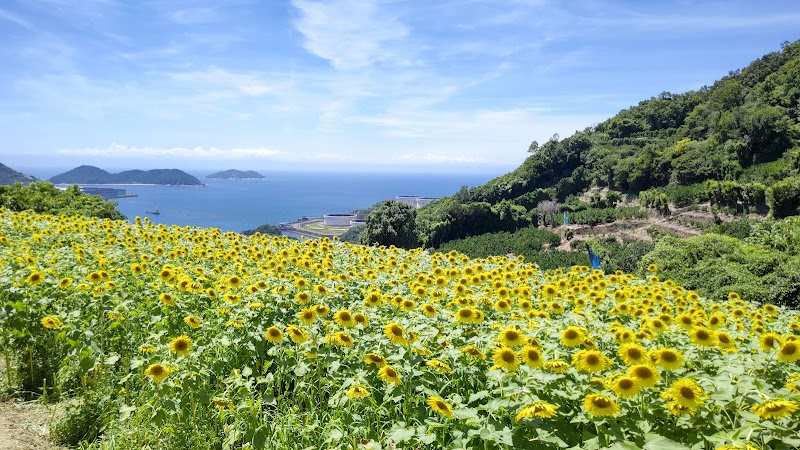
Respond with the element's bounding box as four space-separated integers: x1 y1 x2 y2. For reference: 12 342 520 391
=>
643 434 690 450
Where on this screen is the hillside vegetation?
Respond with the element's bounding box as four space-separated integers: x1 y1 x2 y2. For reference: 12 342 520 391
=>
0 181 125 220
49 165 203 186
0 162 36 185
414 40 800 248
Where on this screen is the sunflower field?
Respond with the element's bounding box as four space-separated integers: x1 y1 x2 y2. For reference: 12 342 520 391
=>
1 208 799 450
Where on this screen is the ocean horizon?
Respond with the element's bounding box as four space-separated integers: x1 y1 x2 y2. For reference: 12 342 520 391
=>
42 170 501 233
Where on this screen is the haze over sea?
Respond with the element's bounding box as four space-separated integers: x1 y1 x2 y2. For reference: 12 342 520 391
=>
32 170 498 233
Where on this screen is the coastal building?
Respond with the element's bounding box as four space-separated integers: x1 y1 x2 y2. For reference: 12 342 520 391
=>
323 213 357 226
396 195 438 208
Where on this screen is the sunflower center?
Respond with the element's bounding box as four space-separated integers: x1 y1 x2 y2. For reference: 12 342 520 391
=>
765 404 783 412
151 366 164 375
501 352 515 363
592 397 610 408
680 386 695 399
506 331 519 340
718 335 730 344
386 368 397 377
175 341 188 351
565 330 578 340
586 354 600 365
781 343 797 355
696 330 710 340
661 352 677 362
340 312 351 321
390 325 402 336
635 368 653 379
436 401 447 410
526 350 540 361
627 349 642 359
269 329 280 337
619 379 634 389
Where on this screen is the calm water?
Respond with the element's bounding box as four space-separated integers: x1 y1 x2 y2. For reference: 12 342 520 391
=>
103 171 497 232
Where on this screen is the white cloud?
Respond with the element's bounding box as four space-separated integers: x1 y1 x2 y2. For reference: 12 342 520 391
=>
58 144 282 160
292 0 409 70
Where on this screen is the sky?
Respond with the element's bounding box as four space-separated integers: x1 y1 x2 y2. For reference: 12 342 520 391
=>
1 0 799 175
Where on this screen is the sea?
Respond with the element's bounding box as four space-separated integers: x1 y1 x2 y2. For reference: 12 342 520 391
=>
74 171 499 233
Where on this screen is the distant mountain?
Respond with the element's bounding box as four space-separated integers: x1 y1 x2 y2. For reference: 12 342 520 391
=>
0 162 37 185
49 165 203 186
207 169 265 179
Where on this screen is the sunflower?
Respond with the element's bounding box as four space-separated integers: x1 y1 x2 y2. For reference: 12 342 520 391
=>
169 335 192 356
492 347 519 372
40 315 63 330
58 277 73 289
545 359 570 373
560 326 585 347
264 326 284 343
653 348 684 370
420 303 437 317
618 343 649 366
315 304 331 317
378 365 402 384
212 398 235 410
611 376 642 398
778 341 800 363
144 363 170 382
498 327 526 347
353 313 369 327
664 378 706 409
573 349 612 373
363 291 382 307
333 309 356 327
298 308 316 324
294 291 311 304
346 385 371 398
363 353 387 367
627 364 660 388
88 271 104 283
184 315 201 329
461 345 486 361
751 400 799 420
520 346 544 368
325 331 354 347
583 394 620 417
138 344 157 353
285 325 308 343
689 327 717 347
426 359 453 373
383 322 407 345
759 333 783 351
455 308 475 323
515 401 559 420
427 396 454 418
159 292 176 306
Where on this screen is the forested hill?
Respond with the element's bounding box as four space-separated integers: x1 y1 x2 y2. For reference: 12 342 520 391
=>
207 169 264 179
416 39 800 248
0 162 37 185
49 165 203 186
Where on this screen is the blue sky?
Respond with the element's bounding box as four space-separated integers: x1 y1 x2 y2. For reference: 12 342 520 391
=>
1 0 799 174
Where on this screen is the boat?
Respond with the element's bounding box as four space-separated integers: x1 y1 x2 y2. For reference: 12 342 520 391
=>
145 209 160 215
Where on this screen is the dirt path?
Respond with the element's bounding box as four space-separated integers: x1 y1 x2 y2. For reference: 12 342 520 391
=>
0 399 62 450
554 213 706 251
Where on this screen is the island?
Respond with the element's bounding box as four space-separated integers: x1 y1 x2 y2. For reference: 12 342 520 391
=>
206 169 265 179
49 165 203 186
0 162 37 185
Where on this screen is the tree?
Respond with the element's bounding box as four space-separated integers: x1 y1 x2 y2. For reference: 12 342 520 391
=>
527 140 540 154
362 200 419 249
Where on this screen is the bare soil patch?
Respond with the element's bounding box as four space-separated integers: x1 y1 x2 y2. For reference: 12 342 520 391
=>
0 399 63 450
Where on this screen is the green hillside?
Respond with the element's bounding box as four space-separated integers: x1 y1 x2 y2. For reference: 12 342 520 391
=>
49 165 203 186
415 39 800 248
0 161 37 185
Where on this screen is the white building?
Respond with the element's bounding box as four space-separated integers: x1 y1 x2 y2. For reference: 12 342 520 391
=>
395 196 438 209
323 213 357 226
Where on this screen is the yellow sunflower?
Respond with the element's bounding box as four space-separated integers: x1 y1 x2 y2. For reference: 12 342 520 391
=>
40 315 63 330
572 349 612 373
520 346 544 368
168 335 192 356
461 345 486 361
653 348 684 371
664 378 706 409
627 364 660 388
560 326 585 347
383 322 407 345
264 326 284 343
778 341 800 363
183 315 201 329
333 309 357 327
583 394 620 417
498 327 526 347
363 353 387 367
378 365 402 384
759 333 783 351
515 401 559 420
751 400 799 420
346 385 371 398
618 343 649 366
285 325 308 343
144 363 170 382
689 327 717 347
427 396 454 418
611 376 641 398
426 359 453 373
492 347 519 372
